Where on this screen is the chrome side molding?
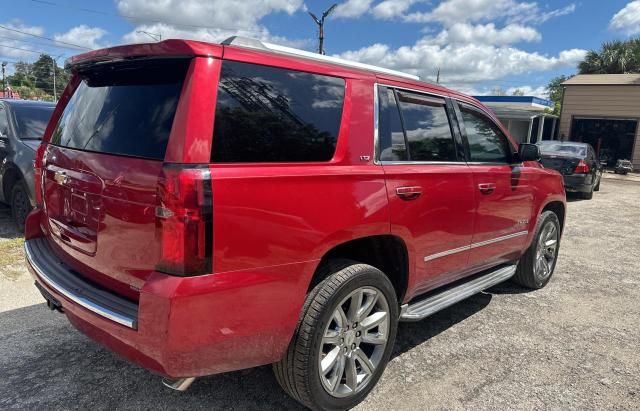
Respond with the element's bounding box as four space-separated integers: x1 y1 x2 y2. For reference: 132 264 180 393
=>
400 265 517 321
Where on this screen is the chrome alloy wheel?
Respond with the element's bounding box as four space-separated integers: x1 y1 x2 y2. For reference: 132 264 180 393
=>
318 286 390 398
534 221 558 282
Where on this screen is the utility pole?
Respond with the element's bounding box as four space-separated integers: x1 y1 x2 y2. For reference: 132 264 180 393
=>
308 4 337 55
52 54 64 102
1 62 6 97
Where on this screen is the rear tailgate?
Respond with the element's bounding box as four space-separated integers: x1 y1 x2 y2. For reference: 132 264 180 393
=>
41 58 190 299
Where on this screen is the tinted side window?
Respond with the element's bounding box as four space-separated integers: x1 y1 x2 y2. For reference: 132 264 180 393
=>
378 86 407 161
397 92 456 162
212 61 345 163
461 107 512 163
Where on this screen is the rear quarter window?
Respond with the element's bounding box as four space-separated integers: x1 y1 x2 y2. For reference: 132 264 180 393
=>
50 59 189 160
211 60 345 163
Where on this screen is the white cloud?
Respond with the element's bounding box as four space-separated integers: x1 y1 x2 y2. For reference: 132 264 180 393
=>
334 0 375 18
337 38 586 85
372 0 421 19
506 85 549 98
429 23 541 46
0 20 45 60
609 1 640 35
54 25 108 50
117 0 305 47
405 0 576 26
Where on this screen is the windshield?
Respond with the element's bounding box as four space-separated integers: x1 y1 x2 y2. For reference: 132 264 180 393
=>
538 142 587 157
12 105 55 139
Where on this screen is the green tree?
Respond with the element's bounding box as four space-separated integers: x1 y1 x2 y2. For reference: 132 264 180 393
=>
578 39 640 74
6 54 70 101
546 75 571 115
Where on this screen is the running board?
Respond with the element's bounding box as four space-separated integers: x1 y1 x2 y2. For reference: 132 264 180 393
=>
400 265 517 321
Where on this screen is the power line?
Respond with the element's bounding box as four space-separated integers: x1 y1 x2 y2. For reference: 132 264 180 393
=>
0 24 91 50
0 43 48 55
29 0 267 35
0 34 82 51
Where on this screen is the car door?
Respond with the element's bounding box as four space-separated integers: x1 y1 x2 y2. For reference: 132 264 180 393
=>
0 104 11 202
456 102 534 272
378 85 476 297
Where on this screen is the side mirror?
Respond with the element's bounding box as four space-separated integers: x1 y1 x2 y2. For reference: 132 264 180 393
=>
518 143 540 162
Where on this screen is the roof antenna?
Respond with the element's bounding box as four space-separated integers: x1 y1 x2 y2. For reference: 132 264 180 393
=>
308 4 337 55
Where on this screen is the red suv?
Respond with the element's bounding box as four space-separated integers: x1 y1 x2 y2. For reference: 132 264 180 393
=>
25 37 566 410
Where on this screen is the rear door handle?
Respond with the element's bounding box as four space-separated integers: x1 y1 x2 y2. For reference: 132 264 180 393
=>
396 186 422 201
478 183 496 194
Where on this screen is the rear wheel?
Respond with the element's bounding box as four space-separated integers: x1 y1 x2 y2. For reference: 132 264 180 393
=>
513 211 560 289
274 260 398 410
11 182 31 231
594 175 601 192
582 188 594 200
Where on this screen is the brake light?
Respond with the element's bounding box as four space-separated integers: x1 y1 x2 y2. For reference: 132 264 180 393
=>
155 165 213 276
574 160 590 174
33 143 46 207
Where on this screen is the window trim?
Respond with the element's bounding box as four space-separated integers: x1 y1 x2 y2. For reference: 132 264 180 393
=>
455 100 518 166
374 83 465 165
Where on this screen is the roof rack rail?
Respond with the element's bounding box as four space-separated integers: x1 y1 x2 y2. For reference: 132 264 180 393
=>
221 36 420 81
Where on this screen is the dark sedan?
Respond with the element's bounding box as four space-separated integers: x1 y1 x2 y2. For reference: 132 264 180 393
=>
537 141 603 199
0 99 56 228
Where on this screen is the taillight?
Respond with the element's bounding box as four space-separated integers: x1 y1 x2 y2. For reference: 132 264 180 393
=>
34 143 46 207
155 164 213 276
574 160 590 174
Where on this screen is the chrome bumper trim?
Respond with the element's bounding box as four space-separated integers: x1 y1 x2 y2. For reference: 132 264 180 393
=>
25 239 138 329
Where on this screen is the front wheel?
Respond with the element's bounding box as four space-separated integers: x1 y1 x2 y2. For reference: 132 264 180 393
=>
274 260 398 410
512 211 561 289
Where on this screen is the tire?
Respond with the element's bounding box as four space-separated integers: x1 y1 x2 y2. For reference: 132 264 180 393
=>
581 188 594 200
512 211 561 289
594 177 601 192
274 260 399 410
11 182 31 231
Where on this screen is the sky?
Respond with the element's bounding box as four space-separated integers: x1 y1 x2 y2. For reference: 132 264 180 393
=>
2 0 640 98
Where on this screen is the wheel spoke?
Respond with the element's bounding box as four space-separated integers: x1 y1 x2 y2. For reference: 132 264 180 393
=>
362 330 387 345
360 310 387 332
358 291 378 321
347 289 363 323
328 354 346 392
321 346 342 375
354 348 375 376
323 329 341 346
335 306 348 329
345 357 358 391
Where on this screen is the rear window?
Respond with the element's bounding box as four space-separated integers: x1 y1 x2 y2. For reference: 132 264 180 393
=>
538 142 587 157
211 61 345 163
50 59 189 160
11 105 54 139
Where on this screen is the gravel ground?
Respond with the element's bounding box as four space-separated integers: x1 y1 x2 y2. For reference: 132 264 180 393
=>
0 178 639 410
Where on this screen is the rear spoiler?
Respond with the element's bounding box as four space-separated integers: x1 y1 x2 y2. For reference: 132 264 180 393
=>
65 39 223 72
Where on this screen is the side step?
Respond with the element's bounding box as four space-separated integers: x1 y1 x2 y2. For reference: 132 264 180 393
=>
400 265 517 321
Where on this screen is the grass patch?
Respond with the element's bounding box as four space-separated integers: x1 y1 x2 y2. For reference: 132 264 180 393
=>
0 237 26 278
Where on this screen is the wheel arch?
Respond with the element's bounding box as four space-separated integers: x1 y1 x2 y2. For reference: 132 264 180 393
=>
311 235 410 303
1 163 24 204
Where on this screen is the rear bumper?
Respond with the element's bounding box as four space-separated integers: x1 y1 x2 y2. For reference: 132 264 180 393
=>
562 174 593 192
25 236 314 378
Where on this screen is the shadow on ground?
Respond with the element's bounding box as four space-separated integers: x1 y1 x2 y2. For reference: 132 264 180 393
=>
0 289 509 409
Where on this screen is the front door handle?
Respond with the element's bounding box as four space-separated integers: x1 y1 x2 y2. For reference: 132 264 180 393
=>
396 186 422 201
478 183 496 194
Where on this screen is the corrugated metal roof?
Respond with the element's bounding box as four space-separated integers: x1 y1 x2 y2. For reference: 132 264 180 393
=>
563 74 640 85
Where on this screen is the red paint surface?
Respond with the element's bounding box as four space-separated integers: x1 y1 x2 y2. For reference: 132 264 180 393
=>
26 40 566 378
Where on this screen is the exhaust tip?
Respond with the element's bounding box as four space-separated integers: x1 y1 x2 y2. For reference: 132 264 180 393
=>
162 377 196 392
